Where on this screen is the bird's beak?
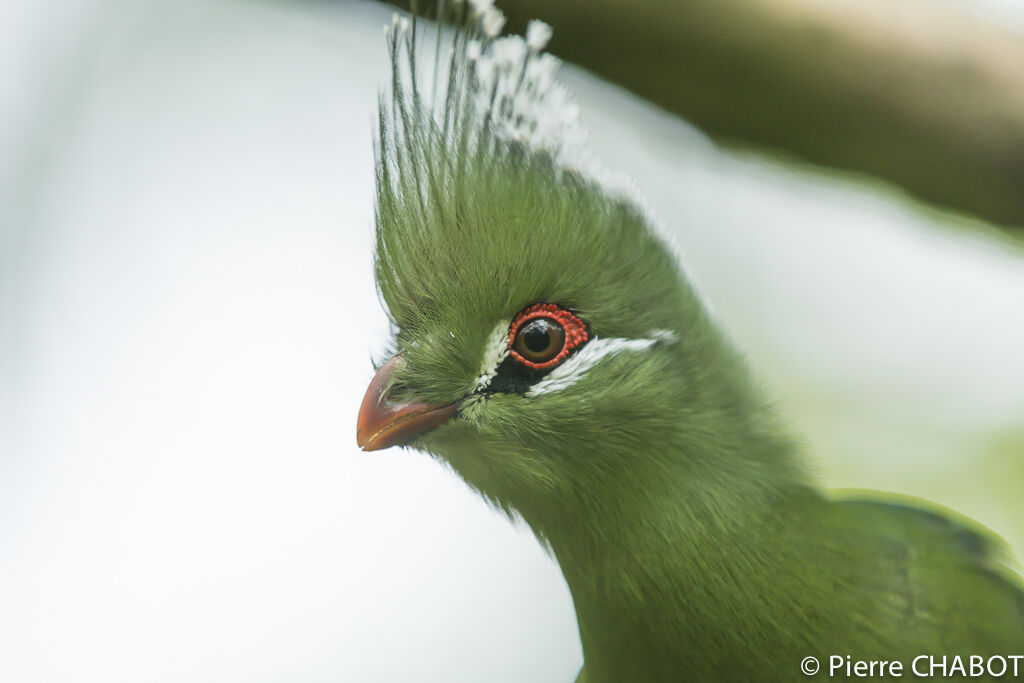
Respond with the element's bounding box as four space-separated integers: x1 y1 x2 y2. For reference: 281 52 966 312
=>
356 355 459 451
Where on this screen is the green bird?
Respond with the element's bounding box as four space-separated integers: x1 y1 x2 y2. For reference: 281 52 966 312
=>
357 4 1024 681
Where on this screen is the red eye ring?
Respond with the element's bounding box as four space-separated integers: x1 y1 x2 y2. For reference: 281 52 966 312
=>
507 303 589 370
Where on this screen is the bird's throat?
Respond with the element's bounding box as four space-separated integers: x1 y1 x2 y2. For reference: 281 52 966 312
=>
519 445 812 683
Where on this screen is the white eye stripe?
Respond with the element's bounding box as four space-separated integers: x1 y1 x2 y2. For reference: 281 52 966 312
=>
527 329 677 396
474 319 512 391
474 322 676 395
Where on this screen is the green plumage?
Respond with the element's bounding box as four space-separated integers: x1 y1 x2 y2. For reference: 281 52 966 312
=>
370 5 1024 681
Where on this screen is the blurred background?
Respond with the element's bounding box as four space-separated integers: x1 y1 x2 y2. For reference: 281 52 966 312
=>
2 0 1022 681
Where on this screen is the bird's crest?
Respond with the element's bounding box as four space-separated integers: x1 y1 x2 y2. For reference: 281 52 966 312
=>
376 0 615 216
373 1 691 408
373 1 658 330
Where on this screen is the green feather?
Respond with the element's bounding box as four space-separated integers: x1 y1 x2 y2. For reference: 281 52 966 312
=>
370 5 1024 681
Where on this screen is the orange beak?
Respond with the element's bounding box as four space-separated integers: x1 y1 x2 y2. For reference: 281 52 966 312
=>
356 356 459 451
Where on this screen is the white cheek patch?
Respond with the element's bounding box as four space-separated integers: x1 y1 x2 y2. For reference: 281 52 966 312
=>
527 329 677 396
474 320 512 391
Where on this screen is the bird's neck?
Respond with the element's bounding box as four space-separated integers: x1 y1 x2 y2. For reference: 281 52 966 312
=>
519 411 815 681
524 389 809 564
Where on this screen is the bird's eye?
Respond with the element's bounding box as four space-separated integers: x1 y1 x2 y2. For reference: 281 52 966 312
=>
508 303 589 370
514 318 564 363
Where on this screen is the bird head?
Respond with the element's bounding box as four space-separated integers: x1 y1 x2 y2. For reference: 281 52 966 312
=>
358 6 779 530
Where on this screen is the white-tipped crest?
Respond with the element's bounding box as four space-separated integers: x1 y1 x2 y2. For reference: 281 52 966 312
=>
376 1 645 209
482 8 506 37
525 20 552 51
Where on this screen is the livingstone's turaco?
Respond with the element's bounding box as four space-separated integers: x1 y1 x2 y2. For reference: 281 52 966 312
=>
355 2 1024 681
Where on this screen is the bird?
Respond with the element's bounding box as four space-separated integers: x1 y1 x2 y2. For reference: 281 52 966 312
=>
356 3 1024 681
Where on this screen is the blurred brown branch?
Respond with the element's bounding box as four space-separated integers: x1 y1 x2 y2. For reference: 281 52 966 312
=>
384 0 1024 231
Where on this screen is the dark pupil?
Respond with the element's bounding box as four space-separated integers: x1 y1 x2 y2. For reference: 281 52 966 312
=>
523 321 552 353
